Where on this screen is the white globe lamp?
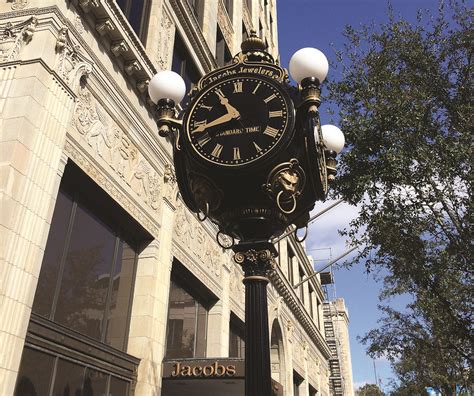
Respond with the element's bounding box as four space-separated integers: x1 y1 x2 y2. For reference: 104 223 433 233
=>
148 70 186 104
289 48 329 84
321 124 345 153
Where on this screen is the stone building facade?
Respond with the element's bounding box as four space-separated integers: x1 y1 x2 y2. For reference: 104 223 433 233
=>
1 0 336 394
323 298 355 396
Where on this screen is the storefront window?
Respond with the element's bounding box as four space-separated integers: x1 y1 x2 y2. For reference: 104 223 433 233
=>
32 163 140 352
166 281 208 358
32 190 138 350
15 347 129 396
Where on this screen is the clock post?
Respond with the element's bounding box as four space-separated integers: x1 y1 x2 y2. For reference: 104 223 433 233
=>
149 31 344 396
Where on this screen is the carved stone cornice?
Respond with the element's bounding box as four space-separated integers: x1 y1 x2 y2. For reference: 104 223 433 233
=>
169 0 217 73
269 264 332 360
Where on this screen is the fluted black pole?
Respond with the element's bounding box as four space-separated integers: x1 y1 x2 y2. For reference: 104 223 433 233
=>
233 241 277 396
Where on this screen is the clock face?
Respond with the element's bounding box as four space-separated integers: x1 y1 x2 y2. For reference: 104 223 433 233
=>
184 75 294 167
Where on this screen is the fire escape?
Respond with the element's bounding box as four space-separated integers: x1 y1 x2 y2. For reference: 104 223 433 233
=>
321 271 345 396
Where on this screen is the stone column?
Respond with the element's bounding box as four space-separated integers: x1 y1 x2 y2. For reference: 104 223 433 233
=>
127 167 178 395
0 62 75 394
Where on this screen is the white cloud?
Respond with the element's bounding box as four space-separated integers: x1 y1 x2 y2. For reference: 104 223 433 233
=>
304 199 361 267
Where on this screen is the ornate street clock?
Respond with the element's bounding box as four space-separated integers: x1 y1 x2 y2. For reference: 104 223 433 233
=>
166 34 328 242
183 75 295 168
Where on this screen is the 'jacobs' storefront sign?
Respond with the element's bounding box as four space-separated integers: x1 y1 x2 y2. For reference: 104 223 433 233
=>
163 359 244 379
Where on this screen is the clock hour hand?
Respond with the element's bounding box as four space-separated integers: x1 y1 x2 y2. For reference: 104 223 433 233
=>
192 97 241 133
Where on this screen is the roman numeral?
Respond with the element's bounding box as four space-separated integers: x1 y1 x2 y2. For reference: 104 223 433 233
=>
263 93 276 103
253 142 262 152
263 126 279 138
233 82 243 93
192 119 207 133
269 110 283 118
252 83 261 94
211 144 223 158
197 133 211 147
233 147 241 160
215 89 225 99
200 104 213 111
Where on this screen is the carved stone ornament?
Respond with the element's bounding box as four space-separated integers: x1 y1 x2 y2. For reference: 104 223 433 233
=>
110 40 128 56
286 320 294 343
217 0 233 50
96 19 114 36
0 16 37 62
124 60 141 76
163 163 179 206
79 0 100 13
74 15 86 35
55 27 93 91
136 80 149 93
229 264 244 304
10 0 28 10
71 85 162 211
157 7 174 70
242 2 253 35
64 141 160 238
175 199 223 278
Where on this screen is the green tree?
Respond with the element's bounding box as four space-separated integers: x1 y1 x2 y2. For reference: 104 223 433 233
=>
356 383 385 396
328 1 472 394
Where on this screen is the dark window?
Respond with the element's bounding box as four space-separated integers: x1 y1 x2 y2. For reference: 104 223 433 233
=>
259 20 263 39
116 0 151 44
309 285 314 318
316 300 321 329
216 26 232 67
299 267 305 303
309 383 318 396
187 0 204 26
224 0 233 19
287 245 295 285
293 371 304 396
171 33 200 102
32 162 145 351
166 280 208 358
229 315 245 358
15 347 130 396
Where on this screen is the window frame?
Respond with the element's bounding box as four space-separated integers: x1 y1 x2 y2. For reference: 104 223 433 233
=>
116 0 152 44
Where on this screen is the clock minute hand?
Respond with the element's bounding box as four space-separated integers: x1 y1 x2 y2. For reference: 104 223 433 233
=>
191 113 233 134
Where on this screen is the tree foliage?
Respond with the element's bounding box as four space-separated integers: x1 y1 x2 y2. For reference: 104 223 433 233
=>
356 383 385 396
328 1 472 394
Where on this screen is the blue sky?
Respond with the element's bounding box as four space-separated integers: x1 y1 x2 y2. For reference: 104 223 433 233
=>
276 0 441 392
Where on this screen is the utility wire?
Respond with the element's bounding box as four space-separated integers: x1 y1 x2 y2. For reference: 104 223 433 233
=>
272 198 344 243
